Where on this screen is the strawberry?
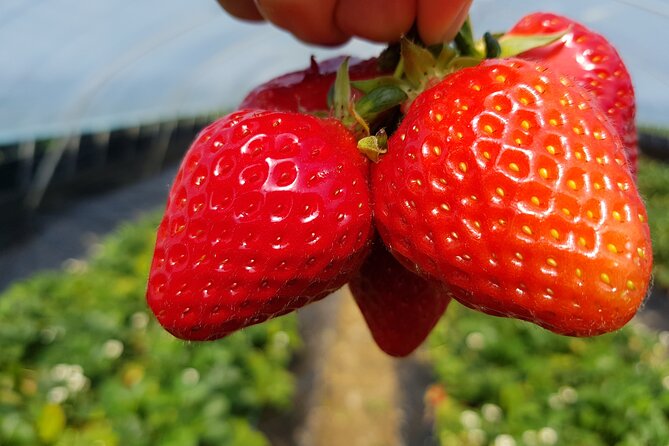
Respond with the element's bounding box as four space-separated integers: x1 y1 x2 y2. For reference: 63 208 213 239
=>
348 239 450 357
372 58 652 336
240 56 385 113
147 109 373 340
508 12 638 176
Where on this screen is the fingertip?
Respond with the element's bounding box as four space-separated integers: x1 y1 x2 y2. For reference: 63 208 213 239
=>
217 0 264 21
417 0 472 45
335 0 415 43
256 0 349 45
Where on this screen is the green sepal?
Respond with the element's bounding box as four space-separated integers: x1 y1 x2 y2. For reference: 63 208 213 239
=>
446 57 482 71
351 76 404 94
355 85 408 120
333 57 352 122
435 45 458 70
401 39 437 88
357 129 388 163
330 58 370 137
497 30 567 58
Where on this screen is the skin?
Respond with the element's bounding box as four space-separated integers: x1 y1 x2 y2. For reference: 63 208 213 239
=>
217 0 473 45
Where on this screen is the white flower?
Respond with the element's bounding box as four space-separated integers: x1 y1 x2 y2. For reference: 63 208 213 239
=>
558 386 578 404
539 427 558 445
50 364 70 381
131 312 149 330
466 332 486 350
659 331 669 347
548 393 562 410
482 403 502 423
467 428 486 446
103 339 124 359
47 386 69 404
181 368 200 386
522 430 538 446
273 331 290 348
67 371 89 393
460 410 481 429
493 434 516 446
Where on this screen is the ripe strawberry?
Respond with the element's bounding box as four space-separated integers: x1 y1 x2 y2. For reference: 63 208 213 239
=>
147 109 373 340
240 56 385 113
348 240 450 357
508 12 638 176
372 58 652 336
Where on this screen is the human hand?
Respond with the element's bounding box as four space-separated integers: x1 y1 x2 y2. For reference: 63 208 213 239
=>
217 0 473 46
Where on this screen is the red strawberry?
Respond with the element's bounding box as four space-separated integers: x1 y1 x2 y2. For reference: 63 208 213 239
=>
147 109 373 340
372 58 652 336
348 240 450 357
240 56 385 113
508 12 638 176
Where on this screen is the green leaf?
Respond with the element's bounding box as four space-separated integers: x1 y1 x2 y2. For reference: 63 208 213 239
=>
350 76 403 94
497 30 567 58
229 418 270 446
37 403 66 443
355 86 407 119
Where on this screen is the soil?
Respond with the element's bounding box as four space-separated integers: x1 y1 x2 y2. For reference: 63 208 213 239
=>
297 289 402 446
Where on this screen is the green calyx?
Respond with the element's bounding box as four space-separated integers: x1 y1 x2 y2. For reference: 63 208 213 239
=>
455 16 567 59
329 18 567 162
332 57 406 160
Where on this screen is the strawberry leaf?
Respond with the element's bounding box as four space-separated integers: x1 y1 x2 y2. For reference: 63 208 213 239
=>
497 29 567 58
355 85 407 121
351 76 404 94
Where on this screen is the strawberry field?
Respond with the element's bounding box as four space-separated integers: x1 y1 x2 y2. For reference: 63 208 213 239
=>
0 215 299 445
0 154 668 445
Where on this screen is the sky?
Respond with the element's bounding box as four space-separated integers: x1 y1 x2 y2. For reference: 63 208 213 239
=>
1 0 668 144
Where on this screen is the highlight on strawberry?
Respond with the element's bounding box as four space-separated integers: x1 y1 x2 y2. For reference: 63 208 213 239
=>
146 11 652 356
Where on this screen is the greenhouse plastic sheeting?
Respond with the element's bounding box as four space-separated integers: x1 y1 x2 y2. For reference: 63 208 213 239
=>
1 0 668 144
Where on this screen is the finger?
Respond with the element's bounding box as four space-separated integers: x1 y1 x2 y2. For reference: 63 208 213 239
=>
255 0 349 46
217 0 264 21
417 0 473 44
334 0 416 43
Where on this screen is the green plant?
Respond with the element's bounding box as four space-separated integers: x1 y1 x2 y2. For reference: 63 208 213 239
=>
428 303 669 446
0 212 300 445
637 156 669 287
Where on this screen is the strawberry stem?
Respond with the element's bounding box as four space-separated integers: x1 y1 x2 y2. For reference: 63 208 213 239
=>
454 17 484 58
484 32 501 58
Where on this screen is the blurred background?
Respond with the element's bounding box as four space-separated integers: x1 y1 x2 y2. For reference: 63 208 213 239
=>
1 0 669 445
